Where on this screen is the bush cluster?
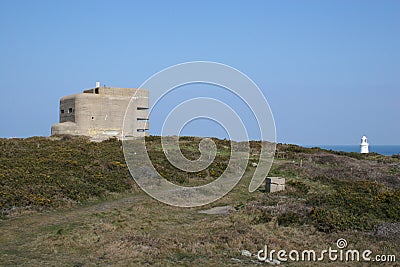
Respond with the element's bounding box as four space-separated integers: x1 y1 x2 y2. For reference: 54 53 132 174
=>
0 137 133 215
308 178 400 232
0 136 233 215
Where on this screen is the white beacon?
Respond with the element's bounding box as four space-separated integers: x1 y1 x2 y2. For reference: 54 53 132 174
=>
360 135 369 154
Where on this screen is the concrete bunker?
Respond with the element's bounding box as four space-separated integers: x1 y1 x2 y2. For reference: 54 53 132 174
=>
51 83 149 140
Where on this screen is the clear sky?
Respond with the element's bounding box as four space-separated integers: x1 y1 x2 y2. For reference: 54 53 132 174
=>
0 0 399 145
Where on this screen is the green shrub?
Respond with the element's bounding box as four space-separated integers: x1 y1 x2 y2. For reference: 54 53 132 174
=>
286 180 309 196
277 212 307 226
307 178 400 232
0 136 234 214
251 211 273 224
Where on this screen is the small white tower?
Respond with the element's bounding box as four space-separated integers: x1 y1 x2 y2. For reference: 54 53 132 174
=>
360 135 369 154
95 81 100 88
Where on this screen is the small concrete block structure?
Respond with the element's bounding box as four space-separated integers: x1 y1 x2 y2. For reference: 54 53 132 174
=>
51 83 149 140
198 205 234 215
265 177 285 193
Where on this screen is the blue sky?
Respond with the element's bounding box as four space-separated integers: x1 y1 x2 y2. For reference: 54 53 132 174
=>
0 0 399 145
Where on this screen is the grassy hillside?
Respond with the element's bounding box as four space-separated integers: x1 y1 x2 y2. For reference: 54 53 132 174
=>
0 136 399 266
0 136 136 216
1 136 399 230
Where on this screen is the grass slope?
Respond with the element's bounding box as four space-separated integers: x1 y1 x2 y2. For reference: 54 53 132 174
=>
0 136 399 266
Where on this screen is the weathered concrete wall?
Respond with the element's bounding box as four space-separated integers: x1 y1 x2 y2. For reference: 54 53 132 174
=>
59 96 76 123
51 86 149 140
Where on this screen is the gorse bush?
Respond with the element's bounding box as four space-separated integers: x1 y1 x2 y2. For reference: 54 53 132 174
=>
259 147 400 233
0 136 238 215
277 212 307 226
308 178 400 232
145 136 231 185
0 137 135 215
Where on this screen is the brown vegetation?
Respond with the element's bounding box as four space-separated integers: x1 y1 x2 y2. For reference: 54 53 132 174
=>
0 136 399 266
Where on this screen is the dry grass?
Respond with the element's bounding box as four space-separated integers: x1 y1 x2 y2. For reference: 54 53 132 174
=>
1 173 399 266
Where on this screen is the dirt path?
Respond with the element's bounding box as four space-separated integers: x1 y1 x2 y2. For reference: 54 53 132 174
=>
0 192 150 265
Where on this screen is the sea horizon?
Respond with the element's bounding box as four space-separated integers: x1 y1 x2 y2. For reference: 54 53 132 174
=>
303 144 400 156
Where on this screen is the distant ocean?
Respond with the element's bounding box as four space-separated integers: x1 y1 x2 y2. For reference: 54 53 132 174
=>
303 145 400 156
